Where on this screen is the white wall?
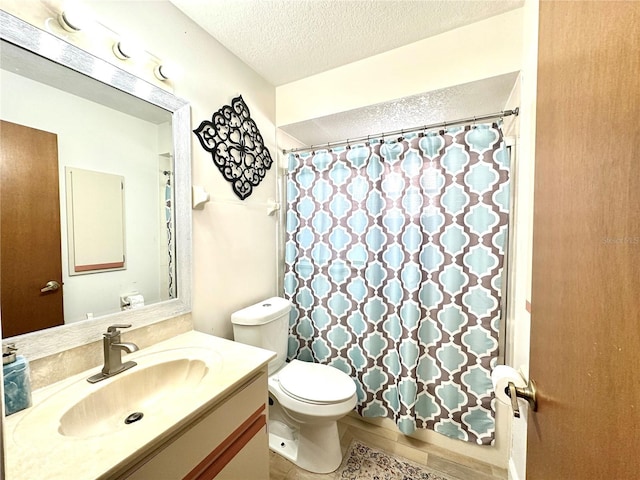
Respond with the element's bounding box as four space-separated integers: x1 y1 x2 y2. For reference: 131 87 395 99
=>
0 70 164 323
505 1 539 479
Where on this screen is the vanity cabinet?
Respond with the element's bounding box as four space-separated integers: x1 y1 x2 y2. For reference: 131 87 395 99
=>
123 371 269 480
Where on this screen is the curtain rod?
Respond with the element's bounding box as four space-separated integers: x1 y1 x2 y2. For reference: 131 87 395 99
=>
282 107 519 155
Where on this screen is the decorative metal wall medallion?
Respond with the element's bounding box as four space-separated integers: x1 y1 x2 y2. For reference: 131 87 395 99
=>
194 95 273 200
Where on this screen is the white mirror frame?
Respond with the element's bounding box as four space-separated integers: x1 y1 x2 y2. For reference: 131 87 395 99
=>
0 10 192 360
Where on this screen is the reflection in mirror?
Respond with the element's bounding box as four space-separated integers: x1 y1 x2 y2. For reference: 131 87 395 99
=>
0 11 191 358
2 51 174 334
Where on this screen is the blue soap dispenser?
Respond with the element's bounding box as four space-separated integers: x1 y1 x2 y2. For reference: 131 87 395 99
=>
3 343 32 416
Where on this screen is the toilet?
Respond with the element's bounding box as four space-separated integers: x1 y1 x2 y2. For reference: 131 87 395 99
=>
231 297 357 473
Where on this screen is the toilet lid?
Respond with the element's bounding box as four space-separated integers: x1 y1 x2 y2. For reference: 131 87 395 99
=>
278 360 356 404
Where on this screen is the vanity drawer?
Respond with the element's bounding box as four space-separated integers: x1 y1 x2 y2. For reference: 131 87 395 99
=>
124 371 269 480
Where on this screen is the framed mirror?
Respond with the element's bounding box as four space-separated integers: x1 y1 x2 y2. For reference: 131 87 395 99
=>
0 10 192 360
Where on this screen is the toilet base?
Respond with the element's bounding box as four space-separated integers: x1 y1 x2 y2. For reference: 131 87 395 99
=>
268 420 298 462
268 419 343 474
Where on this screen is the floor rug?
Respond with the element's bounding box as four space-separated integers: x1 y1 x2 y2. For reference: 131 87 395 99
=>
337 440 452 480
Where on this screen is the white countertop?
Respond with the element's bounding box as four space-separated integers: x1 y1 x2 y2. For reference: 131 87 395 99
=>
4 331 275 480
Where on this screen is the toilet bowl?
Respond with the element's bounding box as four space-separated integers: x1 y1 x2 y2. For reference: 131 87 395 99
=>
268 360 357 473
231 298 357 473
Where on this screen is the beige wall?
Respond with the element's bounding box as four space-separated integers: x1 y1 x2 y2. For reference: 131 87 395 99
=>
276 8 523 127
84 1 280 340
2 0 279 338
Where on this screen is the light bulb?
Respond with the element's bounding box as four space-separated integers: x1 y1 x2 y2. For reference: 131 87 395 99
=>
112 39 141 60
154 64 170 81
58 6 88 32
155 62 182 81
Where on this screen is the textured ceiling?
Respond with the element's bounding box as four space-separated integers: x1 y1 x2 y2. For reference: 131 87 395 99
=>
279 72 519 146
170 0 522 147
170 0 524 86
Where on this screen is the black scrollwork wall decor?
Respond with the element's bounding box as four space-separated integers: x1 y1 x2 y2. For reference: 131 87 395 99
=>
193 95 273 200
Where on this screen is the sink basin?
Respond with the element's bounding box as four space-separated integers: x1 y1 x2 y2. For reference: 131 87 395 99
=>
13 346 223 447
59 357 208 438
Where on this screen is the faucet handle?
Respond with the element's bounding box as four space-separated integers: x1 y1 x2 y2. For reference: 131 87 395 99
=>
106 324 132 336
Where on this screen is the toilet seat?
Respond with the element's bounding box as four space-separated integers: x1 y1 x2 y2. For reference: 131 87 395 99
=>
277 360 356 405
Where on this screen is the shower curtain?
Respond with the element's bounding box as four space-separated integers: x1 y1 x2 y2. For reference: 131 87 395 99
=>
284 123 509 445
164 172 175 299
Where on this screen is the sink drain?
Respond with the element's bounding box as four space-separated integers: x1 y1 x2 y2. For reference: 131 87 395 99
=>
124 412 144 424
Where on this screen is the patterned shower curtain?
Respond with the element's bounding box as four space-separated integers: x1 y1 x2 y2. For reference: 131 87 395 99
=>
284 123 509 445
164 172 175 299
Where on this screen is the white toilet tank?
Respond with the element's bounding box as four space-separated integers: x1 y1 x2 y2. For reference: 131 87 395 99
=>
231 297 291 374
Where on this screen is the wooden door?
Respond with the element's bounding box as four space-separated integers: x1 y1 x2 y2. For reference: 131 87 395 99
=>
0 120 64 337
527 1 640 478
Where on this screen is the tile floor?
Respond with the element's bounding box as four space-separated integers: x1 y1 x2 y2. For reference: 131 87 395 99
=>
269 415 507 480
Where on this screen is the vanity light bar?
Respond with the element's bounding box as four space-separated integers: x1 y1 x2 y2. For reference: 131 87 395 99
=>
55 5 173 83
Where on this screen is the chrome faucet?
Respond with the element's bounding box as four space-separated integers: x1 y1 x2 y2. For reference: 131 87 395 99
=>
87 324 139 383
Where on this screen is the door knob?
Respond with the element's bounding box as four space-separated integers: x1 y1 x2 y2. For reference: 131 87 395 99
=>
40 280 61 293
506 379 538 418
